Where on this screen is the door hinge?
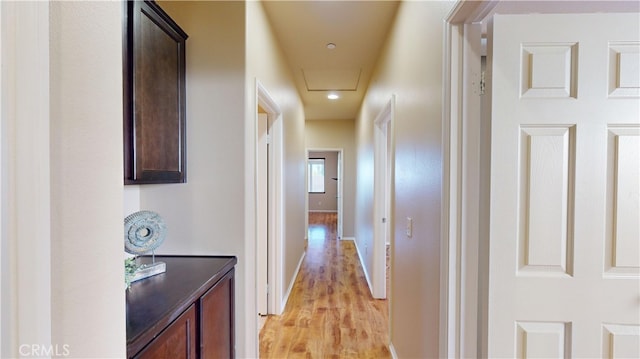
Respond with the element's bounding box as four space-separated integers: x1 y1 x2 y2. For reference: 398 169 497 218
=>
480 71 486 95
265 284 269 295
266 134 271 145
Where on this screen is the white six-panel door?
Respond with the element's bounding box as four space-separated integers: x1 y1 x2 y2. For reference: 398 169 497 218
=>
489 13 639 358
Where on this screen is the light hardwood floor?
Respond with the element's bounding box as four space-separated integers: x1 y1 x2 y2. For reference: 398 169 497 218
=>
259 212 390 358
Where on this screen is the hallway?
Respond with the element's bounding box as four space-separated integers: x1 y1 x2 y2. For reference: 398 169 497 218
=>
260 213 390 358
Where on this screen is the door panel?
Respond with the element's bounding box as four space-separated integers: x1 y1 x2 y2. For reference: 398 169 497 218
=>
489 13 639 358
200 271 234 359
606 127 640 275
135 305 196 359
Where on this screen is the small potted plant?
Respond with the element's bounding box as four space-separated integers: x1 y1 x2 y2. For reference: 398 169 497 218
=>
125 257 139 289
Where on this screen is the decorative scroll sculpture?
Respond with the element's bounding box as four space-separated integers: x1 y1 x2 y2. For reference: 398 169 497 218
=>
124 210 167 285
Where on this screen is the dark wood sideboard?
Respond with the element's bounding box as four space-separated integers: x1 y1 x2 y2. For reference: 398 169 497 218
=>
126 256 237 358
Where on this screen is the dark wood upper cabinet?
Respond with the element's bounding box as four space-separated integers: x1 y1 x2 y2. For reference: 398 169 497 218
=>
124 1 188 184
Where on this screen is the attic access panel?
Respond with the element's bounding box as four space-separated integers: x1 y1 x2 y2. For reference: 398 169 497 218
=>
124 0 188 184
302 68 361 91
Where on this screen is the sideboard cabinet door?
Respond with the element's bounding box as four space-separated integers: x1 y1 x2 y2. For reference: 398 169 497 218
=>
135 304 197 359
200 269 235 358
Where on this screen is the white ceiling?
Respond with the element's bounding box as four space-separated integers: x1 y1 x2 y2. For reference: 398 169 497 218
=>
261 0 400 120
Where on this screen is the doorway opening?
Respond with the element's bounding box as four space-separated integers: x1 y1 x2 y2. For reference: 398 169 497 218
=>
256 81 284 321
305 149 343 242
373 95 394 300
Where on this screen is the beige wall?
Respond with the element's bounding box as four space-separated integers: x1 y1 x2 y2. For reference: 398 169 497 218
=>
49 1 126 357
132 2 306 357
138 1 252 356
308 151 338 212
355 1 455 357
305 120 356 237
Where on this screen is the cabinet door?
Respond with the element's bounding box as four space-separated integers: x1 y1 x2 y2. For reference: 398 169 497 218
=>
200 269 235 359
124 0 188 184
135 304 197 359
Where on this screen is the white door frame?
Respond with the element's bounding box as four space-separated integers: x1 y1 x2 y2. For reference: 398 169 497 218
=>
1 2 52 357
256 112 268 316
305 148 344 241
256 80 284 315
442 1 637 357
373 95 395 300
442 2 491 356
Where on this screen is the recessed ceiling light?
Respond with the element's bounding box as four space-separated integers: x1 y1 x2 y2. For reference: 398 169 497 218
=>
327 93 339 100
326 43 336 50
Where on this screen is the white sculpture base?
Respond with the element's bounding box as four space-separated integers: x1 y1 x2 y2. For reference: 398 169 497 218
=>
130 261 166 283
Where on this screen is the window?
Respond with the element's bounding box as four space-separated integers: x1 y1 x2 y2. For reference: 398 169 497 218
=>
308 158 325 193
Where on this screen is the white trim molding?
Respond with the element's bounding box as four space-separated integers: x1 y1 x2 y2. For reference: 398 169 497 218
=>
353 236 374 297
281 251 306 313
389 342 399 359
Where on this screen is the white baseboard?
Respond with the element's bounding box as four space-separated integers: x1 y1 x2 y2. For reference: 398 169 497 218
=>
308 210 338 213
258 314 268 332
353 239 374 297
341 236 355 241
280 251 305 312
389 342 398 359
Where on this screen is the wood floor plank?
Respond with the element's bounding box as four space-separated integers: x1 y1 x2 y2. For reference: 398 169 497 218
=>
260 212 390 359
